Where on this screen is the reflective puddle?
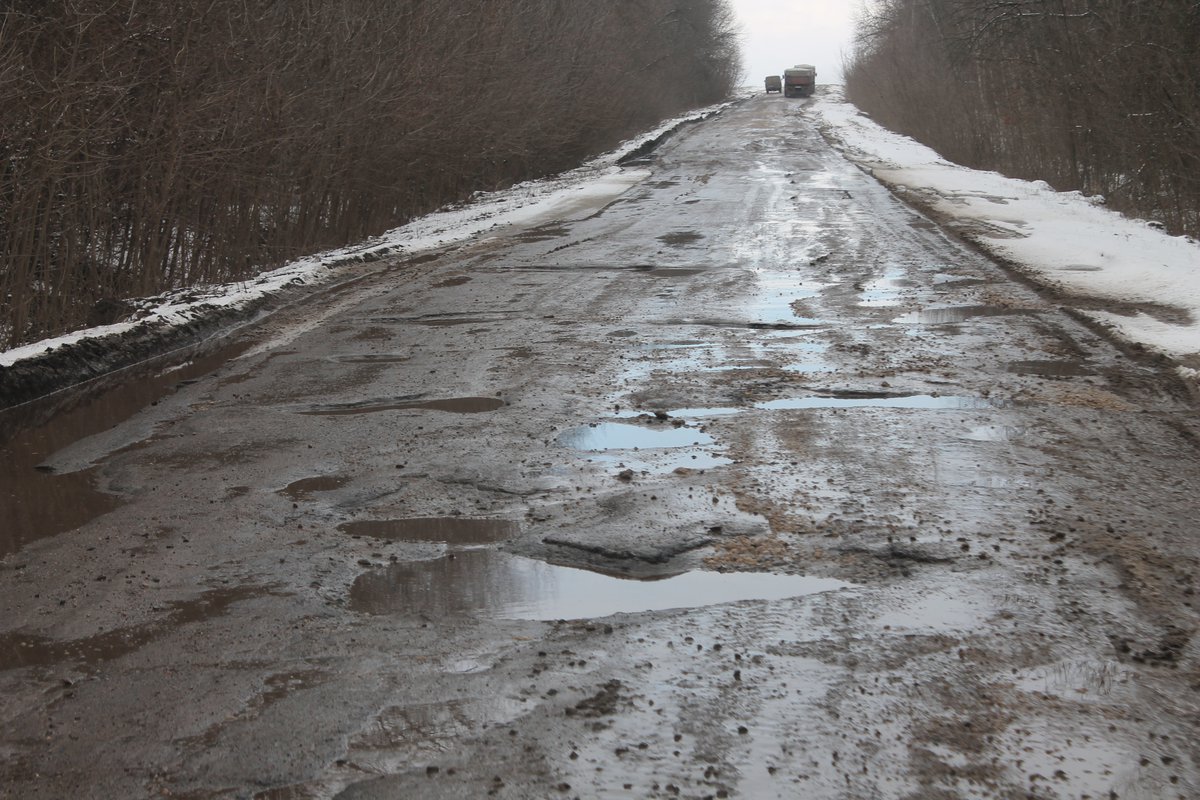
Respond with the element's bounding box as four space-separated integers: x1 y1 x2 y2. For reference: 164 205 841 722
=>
338 517 519 544
349 550 851 620
558 422 715 451
298 397 504 415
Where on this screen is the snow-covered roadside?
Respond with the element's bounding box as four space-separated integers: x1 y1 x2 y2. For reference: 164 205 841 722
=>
0 100 736 369
810 87 1200 378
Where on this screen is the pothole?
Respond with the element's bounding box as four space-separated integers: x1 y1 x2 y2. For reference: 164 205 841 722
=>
349 551 851 620
338 517 519 544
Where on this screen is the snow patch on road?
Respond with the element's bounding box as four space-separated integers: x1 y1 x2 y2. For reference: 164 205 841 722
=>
811 88 1200 365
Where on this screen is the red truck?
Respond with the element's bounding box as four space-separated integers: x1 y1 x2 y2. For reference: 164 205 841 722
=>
783 64 816 98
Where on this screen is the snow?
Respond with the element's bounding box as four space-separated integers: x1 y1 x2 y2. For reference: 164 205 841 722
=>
810 87 1200 367
0 101 733 368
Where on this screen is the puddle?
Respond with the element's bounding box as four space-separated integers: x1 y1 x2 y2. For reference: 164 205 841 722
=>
0 585 277 671
349 550 851 620
756 394 994 411
658 231 704 246
557 422 714 451
0 339 253 557
297 396 504 416
280 475 350 500
892 306 1031 324
338 517 519 544
1007 360 1093 378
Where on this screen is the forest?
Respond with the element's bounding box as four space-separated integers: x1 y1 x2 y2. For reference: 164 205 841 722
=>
845 0 1200 240
0 0 740 349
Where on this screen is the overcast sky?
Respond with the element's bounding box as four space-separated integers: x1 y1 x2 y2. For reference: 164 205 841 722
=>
729 0 863 86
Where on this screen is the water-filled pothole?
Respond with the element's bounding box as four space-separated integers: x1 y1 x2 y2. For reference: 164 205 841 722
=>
338 517 519 544
558 422 714 451
298 397 504 415
349 551 850 620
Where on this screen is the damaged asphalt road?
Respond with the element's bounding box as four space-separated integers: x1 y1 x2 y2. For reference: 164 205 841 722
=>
3 96 1200 799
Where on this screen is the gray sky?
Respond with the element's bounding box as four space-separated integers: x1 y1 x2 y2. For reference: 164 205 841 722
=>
729 0 862 85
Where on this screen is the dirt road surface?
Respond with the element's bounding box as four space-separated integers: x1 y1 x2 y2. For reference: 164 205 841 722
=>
3 96 1200 800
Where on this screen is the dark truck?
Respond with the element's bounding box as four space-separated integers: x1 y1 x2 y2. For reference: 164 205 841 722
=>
765 75 782 93
783 64 816 97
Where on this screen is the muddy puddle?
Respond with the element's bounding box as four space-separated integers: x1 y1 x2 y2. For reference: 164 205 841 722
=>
338 517 519 544
0 339 253 557
297 397 504 416
893 306 1032 324
280 475 350 500
557 422 715 451
349 550 851 620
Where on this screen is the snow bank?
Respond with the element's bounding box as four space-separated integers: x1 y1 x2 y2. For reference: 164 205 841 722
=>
1 100 734 368
811 88 1200 365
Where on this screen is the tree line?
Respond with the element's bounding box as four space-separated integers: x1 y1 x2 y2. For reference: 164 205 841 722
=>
845 0 1199 238
0 0 740 349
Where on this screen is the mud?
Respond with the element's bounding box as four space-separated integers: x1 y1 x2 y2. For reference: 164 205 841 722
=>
3 94 1200 800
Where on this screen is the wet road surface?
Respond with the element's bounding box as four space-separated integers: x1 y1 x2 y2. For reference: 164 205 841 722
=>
3 95 1200 799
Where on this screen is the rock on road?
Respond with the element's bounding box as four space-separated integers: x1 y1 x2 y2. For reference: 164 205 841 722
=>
3 95 1200 800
